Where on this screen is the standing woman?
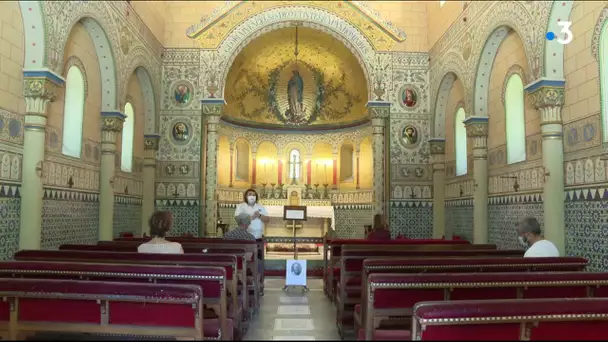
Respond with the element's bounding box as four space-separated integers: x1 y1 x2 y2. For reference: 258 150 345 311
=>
234 188 269 239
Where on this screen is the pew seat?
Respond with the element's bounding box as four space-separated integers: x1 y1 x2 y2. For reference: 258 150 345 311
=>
412 298 608 340
356 328 410 341
0 278 203 340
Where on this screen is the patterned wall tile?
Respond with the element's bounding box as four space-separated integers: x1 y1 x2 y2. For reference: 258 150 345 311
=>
390 201 433 238
488 203 542 250
41 200 99 249
113 203 142 237
155 202 200 237
334 207 372 239
445 205 473 241
565 200 608 272
0 197 20 260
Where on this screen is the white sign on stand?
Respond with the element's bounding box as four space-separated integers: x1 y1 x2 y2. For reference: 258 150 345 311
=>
285 259 307 286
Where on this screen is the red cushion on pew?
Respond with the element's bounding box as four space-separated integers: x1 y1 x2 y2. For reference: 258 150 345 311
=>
357 328 411 340
205 318 234 340
20 298 100 324
110 301 195 327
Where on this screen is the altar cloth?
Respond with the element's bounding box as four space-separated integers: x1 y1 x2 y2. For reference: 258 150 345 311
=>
264 205 335 230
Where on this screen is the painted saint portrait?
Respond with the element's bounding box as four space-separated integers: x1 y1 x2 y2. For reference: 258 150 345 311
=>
401 88 417 108
285 70 307 124
174 83 191 105
291 261 303 276
402 125 418 145
172 122 189 142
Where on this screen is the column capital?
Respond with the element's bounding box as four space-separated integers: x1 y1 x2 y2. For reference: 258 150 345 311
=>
428 138 446 155
525 78 565 125
144 133 161 151
201 98 226 116
101 111 126 132
463 116 489 138
23 69 65 118
366 101 391 119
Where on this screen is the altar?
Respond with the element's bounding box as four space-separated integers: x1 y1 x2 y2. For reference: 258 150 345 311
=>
262 205 334 261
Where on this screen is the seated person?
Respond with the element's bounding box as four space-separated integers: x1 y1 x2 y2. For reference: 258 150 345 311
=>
366 214 391 240
137 211 184 254
224 213 256 241
516 216 559 257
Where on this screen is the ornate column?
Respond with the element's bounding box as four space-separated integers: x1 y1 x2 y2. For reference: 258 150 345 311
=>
19 71 63 249
355 148 361 190
202 99 224 236
332 151 338 190
367 101 391 216
463 116 489 244
141 134 160 236
229 143 234 188
429 138 446 239
525 79 566 255
278 153 284 185
99 112 126 241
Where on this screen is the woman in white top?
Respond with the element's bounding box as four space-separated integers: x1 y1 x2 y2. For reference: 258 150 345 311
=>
137 211 184 254
234 188 269 240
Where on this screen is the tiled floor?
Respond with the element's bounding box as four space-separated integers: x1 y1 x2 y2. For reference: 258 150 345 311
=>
244 278 341 341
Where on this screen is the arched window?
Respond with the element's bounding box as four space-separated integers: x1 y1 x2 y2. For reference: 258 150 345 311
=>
455 107 468 176
339 144 354 182
601 21 608 142
61 66 85 158
505 74 526 164
289 149 301 180
120 102 135 172
235 141 250 181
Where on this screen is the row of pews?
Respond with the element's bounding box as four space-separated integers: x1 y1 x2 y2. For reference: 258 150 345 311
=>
0 237 265 340
323 238 608 340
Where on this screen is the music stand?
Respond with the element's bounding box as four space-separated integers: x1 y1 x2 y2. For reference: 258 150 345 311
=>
282 205 308 292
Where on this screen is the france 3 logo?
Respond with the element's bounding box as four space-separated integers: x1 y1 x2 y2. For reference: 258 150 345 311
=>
546 21 573 45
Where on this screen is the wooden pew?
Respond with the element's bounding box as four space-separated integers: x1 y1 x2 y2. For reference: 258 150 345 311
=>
326 242 496 299
323 238 471 295
0 278 203 340
13 250 247 336
107 238 264 298
338 255 588 338
0 261 232 340
354 255 589 335
412 297 608 340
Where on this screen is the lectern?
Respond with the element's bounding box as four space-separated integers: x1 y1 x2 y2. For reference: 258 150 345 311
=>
282 205 308 292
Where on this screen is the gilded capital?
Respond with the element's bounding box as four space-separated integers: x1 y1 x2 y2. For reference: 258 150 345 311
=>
100 111 126 132
463 116 489 138
524 78 565 110
366 101 391 119
144 133 161 151
22 69 65 102
201 98 226 116
428 138 446 155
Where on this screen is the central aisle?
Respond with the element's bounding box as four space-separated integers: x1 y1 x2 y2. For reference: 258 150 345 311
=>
244 278 341 340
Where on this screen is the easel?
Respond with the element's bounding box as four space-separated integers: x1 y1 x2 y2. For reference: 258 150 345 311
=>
282 205 309 292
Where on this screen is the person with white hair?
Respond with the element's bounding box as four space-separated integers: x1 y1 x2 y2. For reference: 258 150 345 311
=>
224 213 256 241
515 217 559 257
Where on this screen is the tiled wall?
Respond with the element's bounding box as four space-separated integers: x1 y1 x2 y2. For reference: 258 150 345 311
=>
41 199 99 250
155 201 200 237
565 199 608 272
445 204 474 241
0 197 20 260
334 206 372 239
390 201 433 239
113 198 142 238
488 201 542 250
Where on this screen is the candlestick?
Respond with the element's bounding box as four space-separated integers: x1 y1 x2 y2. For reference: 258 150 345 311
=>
324 164 328 184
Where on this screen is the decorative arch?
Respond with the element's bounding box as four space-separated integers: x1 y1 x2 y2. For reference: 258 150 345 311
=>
121 101 135 172
592 7 608 61
122 47 159 134
544 1 575 79
216 6 374 100
433 72 459 138
454 106 468 176
58 14 119 111
19 0 46 70
64 56 88 99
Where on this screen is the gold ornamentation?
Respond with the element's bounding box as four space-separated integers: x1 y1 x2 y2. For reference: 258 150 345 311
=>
530 85 565 110
23 78 56 101
465 123 489 138
101 117 125 132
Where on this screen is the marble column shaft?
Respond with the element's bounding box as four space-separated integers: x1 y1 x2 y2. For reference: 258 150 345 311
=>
99 112 126 241
202 99 224 236
429 138 446 239
141 134 160 236
526 81 566 255
19 74 62 250
367 101 391 217
464 116 489 244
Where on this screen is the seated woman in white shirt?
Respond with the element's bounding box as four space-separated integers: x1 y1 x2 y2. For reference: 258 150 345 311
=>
137 211 184 254
234 188 269 240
